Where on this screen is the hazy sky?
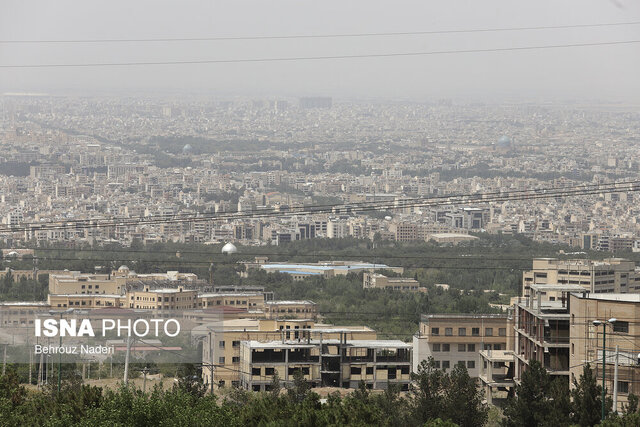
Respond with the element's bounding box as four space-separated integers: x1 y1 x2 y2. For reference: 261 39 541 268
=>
1 0 640 101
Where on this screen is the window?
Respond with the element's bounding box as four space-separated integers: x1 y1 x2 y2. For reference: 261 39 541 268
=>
458 328 466 336
445 328 453 336
218 357 225 364
219 341 225 348
499 328 506 336
401 366 409 374
442 344 450 352
232 340 240 347
366 367 373 375
252 367 261 376
494 344 501 350
232 356 240 363
472 328 479 336
613 321 629 333
388 368 396 379
457 361 465 367
467 344 475 352
265 367 275 375
431 327 439 336
442 361 450 370
433 343 441 352
434 361 441 369
458 344 466 352
351 367 361 375
618 381 629 394
467 361 475 369
485 328 493 336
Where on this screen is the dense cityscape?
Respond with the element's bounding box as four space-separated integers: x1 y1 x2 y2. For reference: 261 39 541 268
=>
2 0 640 425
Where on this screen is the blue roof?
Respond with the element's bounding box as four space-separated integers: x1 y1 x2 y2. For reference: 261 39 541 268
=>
277 270 322 275
261 263 390 273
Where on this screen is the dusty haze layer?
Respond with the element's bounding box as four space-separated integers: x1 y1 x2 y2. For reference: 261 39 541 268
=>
1 0 640 101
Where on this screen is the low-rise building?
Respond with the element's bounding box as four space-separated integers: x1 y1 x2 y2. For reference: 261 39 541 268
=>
239 338 411 391
413 313 509 376
569 292 640 412
265 300 317 319
363 273 421 291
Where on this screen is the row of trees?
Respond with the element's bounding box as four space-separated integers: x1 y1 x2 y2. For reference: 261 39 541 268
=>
0 360 486 427
504 360 640 427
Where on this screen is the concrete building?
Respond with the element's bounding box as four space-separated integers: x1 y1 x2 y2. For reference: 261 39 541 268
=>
522 258 639 298
0 301 50 327
265 300 317 320
240 338 411 391
127 286 198 310
512 284 584 385
362 273 421 292
413 314 509 376
569 292 640 412
201 318 376 389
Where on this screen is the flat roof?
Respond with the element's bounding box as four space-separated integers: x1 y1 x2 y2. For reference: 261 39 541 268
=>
199 292 263 298
571 293 640 303
244 339 410 349
0 301 50 306
266 300 316 305
422 313 508 320
530 284 587 291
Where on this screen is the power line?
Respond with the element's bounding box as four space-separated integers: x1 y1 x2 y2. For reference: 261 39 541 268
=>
22 247 595 263
2 21 639 44
7 179 637 231
1 179 636 233
1 40 639 69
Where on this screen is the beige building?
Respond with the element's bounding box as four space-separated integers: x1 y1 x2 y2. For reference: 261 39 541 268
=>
265 300 317 319
363 273 421 292
0 301 50 327
569 292 640 412
522 258 638 299
49 272 126 295
198 292 265 311
201 318 376 389
413 314 510 377
512 284 584 385
240 338 411 391
127 286 198 310
48 293 125 309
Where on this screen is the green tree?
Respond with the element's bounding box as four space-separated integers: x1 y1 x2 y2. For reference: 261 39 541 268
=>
410 358 449 424
443 363 488 427
571 363 607 426
503 360 551 427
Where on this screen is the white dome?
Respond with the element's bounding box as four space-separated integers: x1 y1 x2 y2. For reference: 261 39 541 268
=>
221 242 238 254
118 265 130 272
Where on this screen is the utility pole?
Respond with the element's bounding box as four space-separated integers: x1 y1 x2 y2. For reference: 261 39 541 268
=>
613 345 620 413
28 343 32 385
142 367 149 393
123 336 132 385
209 331 214 394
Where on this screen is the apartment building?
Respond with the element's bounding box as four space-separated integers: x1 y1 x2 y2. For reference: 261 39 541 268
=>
198 292 265 311
49 272 125 295
127 286 198 310
265 300 317 320
0 301 50 326
48 293 125 309
569 292 640 412
201 318 376 389
239 338 411 391
512 284 584 385
362 273 421 292
522 258 639 298
412 314 509 376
